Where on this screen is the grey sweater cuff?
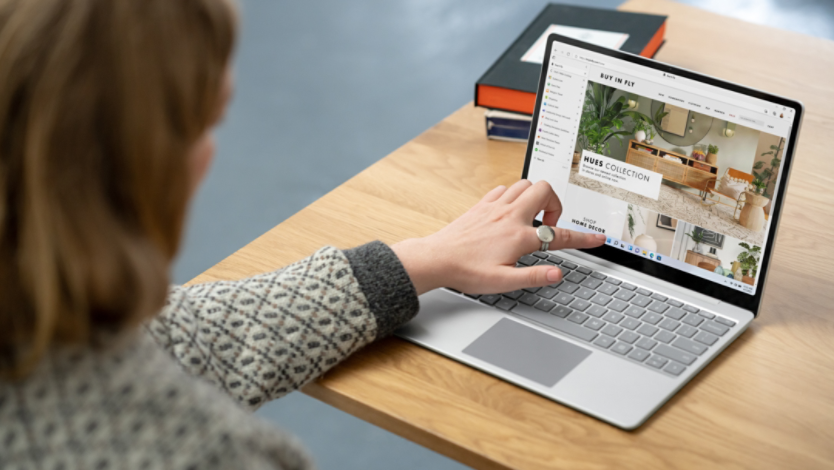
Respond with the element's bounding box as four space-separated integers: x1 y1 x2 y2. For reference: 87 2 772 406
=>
342 241 419 339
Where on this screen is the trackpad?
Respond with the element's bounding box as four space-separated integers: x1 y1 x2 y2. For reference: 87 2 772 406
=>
462 318 591 387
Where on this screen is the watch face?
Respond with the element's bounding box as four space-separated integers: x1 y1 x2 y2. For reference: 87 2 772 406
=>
537 225 555 243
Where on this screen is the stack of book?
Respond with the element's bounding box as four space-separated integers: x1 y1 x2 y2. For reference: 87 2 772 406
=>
478 3 668 142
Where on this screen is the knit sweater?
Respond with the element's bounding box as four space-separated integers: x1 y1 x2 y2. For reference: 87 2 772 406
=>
0 242 420 470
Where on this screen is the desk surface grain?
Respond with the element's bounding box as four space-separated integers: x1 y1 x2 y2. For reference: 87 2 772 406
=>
190 0 834 468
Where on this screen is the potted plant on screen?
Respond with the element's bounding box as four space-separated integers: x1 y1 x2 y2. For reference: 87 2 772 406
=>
737 242 761 279
685 229 705 253
752 137 784 199
706 144 719 165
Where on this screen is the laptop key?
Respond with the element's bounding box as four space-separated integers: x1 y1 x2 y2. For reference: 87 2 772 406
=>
636 288 652 296
594 335 615 349
537 287 559 300
554 293 575 305
495 298 517 311
643 312 663 325
613 290 635 302
636 337 658 351
666 299 684 308
621 318 641 330
698 310 716 319
523 286 541 293
693 330 719 346
677 325 698 338
590 272 607 280
658 318 680 331
586 305 607 318
581 278 603 290
619 331 639 344
611 342 633 355
557 282 579 294
715 316 736 327
575 287 596 300
651 293 668 302
598 283 619 296
665 308 686 320
682 313 704 327
701 321 729 336
602 311 623 324
628 349 650 362
561 261 578 270
534 299 556 312
631 295 652 308
576 266 593 275
620 282 636 291
672 337 708 356
532 251 549 259
591 293 613 306
682 305 700 314
535 259 555 266
547 255 564 264
624 306 645 318
654 344 696 365
511 304 597 342
601 324 622 337
604 277 622 286
503 290 524 300
479 294 501 306
565 271 587 284
567 312 589 324
647 301 669 314
518 254 538 266
570 299 592 312
655 330 676 344
552 305 572 318
608 299 629 312
465 293 480 299
519 292 539 306
645 355 668 369
637 324 658 337
664 362 686 376
584 318 605 330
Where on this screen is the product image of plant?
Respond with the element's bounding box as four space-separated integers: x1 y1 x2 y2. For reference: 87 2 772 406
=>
626 204 645 239
751 177 768 195
737 242 761 277
685 229 705 252
708 144 719 155
752 137 784 199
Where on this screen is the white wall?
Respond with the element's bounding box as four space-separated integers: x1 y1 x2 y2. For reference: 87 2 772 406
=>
672 221 749 272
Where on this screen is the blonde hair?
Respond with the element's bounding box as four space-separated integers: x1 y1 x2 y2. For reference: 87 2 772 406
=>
0 0 237 378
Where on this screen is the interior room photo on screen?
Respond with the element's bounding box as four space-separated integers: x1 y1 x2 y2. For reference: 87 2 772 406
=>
569 81 785 248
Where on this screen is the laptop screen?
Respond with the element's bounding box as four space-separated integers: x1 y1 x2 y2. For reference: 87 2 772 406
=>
522 35 801 313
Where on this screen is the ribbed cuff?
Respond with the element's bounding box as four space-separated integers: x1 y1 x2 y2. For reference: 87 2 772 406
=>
342 241 419 339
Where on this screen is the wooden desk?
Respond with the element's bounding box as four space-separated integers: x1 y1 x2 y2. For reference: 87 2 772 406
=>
190 0 834 468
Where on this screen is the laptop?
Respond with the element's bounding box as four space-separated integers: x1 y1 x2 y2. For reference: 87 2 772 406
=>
396 34 803 429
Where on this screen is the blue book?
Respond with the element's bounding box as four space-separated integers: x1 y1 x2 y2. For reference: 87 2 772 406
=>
485 110 532 143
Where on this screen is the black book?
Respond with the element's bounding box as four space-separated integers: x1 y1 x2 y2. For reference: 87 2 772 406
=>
475 4 667 115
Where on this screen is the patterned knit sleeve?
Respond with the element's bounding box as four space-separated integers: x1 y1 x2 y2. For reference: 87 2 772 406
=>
146 242 419 409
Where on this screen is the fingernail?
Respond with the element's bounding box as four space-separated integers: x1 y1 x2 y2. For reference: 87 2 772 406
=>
547 269 562 282
595 234 607 241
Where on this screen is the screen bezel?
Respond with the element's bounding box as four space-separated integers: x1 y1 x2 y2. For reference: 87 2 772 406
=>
522 34 804 316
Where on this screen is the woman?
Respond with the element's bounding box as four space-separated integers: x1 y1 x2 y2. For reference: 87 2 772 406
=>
0 0 604 468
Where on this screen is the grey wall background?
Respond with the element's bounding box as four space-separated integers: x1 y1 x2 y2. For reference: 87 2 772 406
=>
172 1 834 469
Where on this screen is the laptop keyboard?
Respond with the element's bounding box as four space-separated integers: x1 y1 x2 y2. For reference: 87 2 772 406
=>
455 251 738 378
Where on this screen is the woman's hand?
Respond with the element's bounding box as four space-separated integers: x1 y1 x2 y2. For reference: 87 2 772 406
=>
392 180 606 296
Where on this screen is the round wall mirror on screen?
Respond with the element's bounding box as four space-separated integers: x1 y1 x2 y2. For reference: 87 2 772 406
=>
650 100 714 146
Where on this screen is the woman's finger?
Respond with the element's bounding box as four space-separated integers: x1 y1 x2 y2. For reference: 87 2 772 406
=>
512 180 563 225
488 265 563 293
481 185 507 203
497 179 532 204
552 227 606 249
